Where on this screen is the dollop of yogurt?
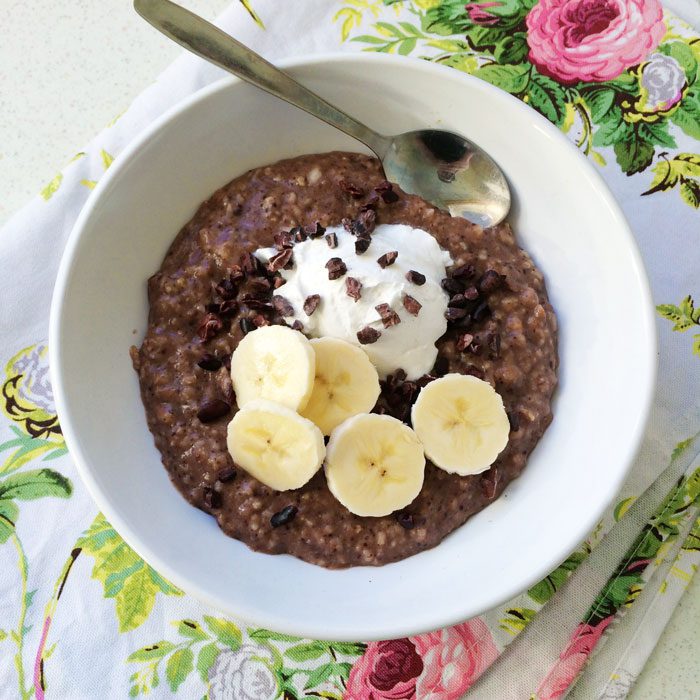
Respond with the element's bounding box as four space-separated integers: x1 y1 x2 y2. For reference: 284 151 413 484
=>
257 224 452 379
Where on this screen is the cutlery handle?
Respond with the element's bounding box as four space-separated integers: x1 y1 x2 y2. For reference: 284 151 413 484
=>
134 0 391 158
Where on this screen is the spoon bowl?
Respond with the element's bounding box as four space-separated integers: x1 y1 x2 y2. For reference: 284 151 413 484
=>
384 129 512 227
134 0 511 227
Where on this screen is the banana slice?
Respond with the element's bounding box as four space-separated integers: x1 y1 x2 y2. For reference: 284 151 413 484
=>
226 399 325 490
411 373 509 475
325 413 425 517
301 338 381 435
230 325 315 411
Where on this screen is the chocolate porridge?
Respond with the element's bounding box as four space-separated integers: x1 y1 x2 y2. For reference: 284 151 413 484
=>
131 152 558 568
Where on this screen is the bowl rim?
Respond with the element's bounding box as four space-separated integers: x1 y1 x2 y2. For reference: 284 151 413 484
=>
49 51 657 640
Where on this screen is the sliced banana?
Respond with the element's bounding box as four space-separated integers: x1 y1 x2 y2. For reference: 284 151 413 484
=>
325 413 425 517
411 373 509 475
226 399 325 490
230 325 315 411
301 338 381 435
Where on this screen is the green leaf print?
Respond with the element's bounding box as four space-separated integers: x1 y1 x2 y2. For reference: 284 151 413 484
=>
0 427 65 475
499 607 538 635
248 628 301 643
202 615 242 650
672 89 700 141
0 500 18 543
644 153 700 208
474 63 531 94
100 149 115 170
592 108 633 148
588 573 641 623
614 496 636 521
40 174 63 201
0 468 71 501
115 567 167 631
78 513 182 632
657 296 700 333
196 642 220 682
581 87 616 122
285 641 327 662
303 662 337 690
494 33 528 64
684 518 700 552
527 72 568 126
614 138 656 176
127 641 177 662
166 647 194 693
175 620 209 642
684 467 700 502
680 179 700 208
672 436 697 461
661 41 698 83
238 0 265 30
423 0 472 35
528 549 589 604
327 642 366 656
637 121 677 150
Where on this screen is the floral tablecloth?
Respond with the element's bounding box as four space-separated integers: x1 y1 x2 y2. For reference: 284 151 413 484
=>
1 1 699 698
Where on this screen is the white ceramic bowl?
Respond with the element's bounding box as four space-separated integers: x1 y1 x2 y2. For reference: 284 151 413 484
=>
50 53 655 641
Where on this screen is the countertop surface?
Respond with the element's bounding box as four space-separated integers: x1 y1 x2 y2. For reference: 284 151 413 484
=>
1 1 698 697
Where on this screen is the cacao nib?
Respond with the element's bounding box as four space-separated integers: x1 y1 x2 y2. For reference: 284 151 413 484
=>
478 269 505 294
197 353 222 371
197 399 230 423
203 486 222 509
271 505 298 527
326 257 347 280
456 333 474 352
402 295 421 316
346 277 362 302
303 295 321 316
355 237 371 255
375 303 401 328
357 326 381 344
441 277 463 294
377 251 398 268
306 222 326 238
405 270 426 285
217 467 237 482
338 180 365 199
272 295 294 316
198 313 222 341
375 180 399 203
267 248 293 273
239 318 256 334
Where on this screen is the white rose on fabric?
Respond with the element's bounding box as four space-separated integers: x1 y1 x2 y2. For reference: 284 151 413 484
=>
10 343 55 413
208 645 278 700
640 53 686 112
599 668 635 699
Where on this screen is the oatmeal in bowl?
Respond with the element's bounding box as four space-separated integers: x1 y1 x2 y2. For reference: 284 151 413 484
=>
131 151 558 568
52 54 654 638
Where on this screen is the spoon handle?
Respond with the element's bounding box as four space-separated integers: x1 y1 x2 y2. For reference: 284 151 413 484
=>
134 0 391 158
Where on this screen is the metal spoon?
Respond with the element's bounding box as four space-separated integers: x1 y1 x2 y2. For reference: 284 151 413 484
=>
134 0 511 227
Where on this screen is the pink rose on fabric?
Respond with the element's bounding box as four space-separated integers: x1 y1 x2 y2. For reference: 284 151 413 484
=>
345 639 424 700
536 616 613 700
525 0 666 84
410 619 499 699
